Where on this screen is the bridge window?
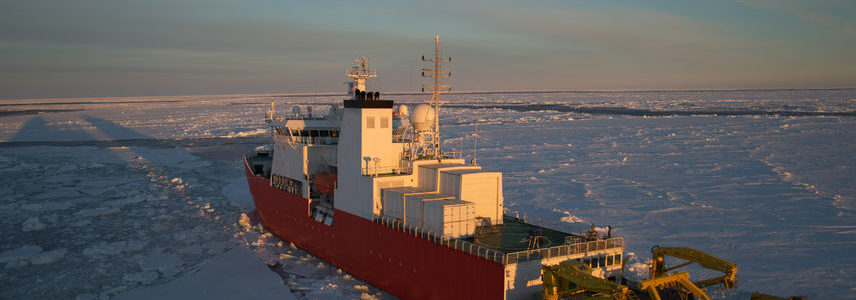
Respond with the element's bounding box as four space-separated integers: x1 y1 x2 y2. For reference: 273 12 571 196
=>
380 116 389 128
607 255 614 265
331 130 339 138
367 116 375 128
310 130 319 137
320 130 329 137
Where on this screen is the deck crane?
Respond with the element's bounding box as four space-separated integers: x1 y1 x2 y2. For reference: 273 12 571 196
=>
542 246 742 300
650 246 739 290
542 260 636 300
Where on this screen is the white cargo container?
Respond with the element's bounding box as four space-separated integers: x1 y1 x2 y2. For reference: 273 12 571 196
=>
382 187 458 227
423 199 477 238
417 164 480 192
381 187 420 221
439 169 503 226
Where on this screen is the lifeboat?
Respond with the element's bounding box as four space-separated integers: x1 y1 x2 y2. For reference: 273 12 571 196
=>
313 172 337 195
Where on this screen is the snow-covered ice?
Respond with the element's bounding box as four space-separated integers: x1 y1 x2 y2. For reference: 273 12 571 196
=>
114 247 297 300
1 89 854 299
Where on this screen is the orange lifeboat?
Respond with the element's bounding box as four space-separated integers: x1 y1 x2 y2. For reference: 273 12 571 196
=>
313 172 337 195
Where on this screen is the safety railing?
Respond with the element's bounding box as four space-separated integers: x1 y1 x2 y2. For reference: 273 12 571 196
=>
503 237 624 264
373 216 623 265
361 161 413 176
503 212 582 234
374 216 505 263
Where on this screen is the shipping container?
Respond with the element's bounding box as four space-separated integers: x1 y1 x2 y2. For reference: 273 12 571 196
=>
423 199 477 238
381 187 426 225
439 169 504 225
417 164 480 192
382 187 460 228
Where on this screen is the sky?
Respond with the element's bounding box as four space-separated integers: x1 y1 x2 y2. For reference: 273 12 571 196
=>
1 0 855 98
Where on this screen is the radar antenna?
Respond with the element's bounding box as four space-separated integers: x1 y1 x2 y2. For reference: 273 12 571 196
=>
421 35 452 160
346 55 377 96
472 101 479 165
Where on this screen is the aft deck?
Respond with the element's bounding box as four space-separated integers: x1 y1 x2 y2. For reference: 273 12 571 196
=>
374 215 624 265
465 217 581 253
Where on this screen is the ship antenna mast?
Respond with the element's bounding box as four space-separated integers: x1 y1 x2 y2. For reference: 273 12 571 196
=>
421 35 451 160
472 102 478 165
267 98 275 123
346 55 377 95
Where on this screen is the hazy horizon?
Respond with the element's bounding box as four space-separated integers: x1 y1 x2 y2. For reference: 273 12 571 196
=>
2 1 855 98
4 87 856 102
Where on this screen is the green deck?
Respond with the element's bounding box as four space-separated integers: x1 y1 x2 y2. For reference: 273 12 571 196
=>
466 217 583 253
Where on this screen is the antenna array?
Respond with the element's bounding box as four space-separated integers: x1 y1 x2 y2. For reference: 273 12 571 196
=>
421 35 452 160
347 55 377 94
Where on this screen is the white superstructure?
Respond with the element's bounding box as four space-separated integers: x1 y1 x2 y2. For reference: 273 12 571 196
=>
267 50 504 238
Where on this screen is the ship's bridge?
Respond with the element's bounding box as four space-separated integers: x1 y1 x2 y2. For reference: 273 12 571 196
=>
273 119 341 145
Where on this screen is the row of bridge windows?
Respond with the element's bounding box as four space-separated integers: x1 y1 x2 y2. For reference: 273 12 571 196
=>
275 127 340 138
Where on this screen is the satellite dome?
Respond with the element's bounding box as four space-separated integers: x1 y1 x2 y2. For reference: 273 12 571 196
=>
410 104 435 131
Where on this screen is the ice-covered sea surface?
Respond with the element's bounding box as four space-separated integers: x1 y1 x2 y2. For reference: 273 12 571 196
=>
1 89 854 299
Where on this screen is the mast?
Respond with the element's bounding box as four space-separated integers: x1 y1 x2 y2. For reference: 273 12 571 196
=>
346 55 377 96
421 35 451 160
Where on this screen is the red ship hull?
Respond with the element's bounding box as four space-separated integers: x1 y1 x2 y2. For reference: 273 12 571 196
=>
244 160 505 300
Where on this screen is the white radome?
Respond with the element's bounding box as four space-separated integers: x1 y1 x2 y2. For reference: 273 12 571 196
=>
410 104 435 131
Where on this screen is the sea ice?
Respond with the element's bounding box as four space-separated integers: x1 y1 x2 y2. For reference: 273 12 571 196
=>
20 201 74 212
30 249 67 265
0 245 43 266
115 247 297 300
1 91 853 299
137 250 183 276
123 271 160 285
21 216 47 231
76 207 121 218
83 241 129 257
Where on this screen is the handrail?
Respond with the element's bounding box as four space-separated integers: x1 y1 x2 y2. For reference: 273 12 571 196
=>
503 237 624 264
374 216 504 263
373 216 624 265
361 162 413 176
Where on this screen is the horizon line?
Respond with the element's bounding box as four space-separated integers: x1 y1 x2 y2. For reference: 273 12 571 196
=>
2 87 854 101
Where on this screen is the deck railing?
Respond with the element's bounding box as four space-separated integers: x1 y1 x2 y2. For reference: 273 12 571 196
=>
375 216 506 263
361 161 413 176
373 216 624 265
503 237 624 264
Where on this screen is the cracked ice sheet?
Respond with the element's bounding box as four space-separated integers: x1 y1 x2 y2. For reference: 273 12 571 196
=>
114 247 296 300
0 145 245 299
0 143 391 300
2 90 855 299
442 114 856 299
